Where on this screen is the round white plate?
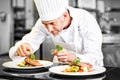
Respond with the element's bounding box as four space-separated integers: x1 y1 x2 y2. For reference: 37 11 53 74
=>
49 65 106 76
2 59 53 69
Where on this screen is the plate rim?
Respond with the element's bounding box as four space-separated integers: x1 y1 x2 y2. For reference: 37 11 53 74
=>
2 60 53 69
49 65 106 76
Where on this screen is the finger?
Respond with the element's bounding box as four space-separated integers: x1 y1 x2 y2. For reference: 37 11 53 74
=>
16 48 21 56
15 51 18 56
59 58 68 62
57 55 68 62
21 45 30 56
52 49 58 55
18 47 26 57
15 51 19 56
26 45 33 54
56 51 67 56
57 55 67 59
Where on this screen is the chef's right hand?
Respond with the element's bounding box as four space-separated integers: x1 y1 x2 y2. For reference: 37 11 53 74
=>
15 43 33 57
52 49 76 63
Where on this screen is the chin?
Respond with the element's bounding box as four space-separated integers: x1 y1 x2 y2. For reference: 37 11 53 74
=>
52 32 59 36
53 33 58 36
52 30 62 36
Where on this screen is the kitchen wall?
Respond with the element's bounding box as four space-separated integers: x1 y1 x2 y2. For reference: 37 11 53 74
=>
0 0 35 54
0 0 13 54
26 0 34 29
101 0 120 67
100 0 120 34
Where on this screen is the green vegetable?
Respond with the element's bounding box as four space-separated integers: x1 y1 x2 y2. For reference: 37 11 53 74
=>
56 45 63 51
72 66 79 72
70 57 80 65
30 54 35 59
17 64 26 67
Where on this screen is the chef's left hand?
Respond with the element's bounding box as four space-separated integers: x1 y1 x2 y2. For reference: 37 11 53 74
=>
55 49 77 63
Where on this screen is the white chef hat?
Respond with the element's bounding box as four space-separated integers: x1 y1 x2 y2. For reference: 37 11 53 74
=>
34 0 68 21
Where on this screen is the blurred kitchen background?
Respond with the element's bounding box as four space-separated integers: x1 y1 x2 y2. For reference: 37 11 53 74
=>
0 0 120 67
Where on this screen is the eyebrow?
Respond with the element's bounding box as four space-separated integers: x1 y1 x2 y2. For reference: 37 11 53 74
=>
42 21 56 25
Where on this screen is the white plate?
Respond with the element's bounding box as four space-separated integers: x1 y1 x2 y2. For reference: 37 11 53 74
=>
49 65 106 76
2 59 53 69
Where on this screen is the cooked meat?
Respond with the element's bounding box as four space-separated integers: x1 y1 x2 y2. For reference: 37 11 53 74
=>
76 62 93 72
76 62 93 69
24 57 42 66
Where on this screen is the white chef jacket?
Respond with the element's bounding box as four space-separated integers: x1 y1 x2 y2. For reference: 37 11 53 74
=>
9 7 103 66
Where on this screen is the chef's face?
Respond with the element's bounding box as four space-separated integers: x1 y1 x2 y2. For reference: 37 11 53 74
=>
42 16 65 36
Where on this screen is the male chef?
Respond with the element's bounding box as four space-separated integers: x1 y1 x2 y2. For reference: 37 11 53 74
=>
9 0 103 66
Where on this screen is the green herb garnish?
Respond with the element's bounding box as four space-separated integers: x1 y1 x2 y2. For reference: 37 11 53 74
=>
30 54 35 59
17 64 26 67
70 57 80 65
56 45 63 51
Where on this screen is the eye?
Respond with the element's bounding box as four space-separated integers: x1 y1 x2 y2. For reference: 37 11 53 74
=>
50 22 54 25
44 24 47 26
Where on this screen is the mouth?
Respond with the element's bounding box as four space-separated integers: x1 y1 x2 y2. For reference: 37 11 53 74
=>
51 30 61 35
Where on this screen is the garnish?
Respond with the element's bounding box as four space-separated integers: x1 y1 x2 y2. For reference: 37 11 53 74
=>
17 53 42 67
56 45 63 51
51 45 63 54
70 57 80 66
17 64 26 67
30 54 35 59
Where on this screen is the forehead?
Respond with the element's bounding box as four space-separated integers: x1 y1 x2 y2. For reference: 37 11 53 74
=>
42 17 60 24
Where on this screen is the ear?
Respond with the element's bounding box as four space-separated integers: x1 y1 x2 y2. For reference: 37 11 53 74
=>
63 10 69 19
60 10 69 23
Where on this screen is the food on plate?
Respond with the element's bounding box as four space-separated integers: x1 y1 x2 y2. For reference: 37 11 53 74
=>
51 45 63 55
63 57 93 72
17 54 42 67
64 63 93 72
51 45 93 72
24 57 42 66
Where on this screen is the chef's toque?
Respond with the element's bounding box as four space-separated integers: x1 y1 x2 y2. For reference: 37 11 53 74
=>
34 0 68 21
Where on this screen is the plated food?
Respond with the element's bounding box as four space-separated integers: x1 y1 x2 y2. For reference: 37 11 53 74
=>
17 57 43 67
62 57 93 72
51 45 94 73
63 62 93 72
49 53 106 76
49 65 106 76
2 54 53 69
17 54 42 67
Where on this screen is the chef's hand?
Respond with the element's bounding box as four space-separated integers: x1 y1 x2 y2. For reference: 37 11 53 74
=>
15 43 33 57
54 49 77 63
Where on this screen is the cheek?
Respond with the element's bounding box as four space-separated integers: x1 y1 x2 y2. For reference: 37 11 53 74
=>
56 21 63 29
56 25 62 29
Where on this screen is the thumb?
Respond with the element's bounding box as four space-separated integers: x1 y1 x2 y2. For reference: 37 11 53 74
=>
25 43 33 54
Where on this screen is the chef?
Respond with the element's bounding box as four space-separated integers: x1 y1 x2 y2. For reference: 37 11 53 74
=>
9 0 103 66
